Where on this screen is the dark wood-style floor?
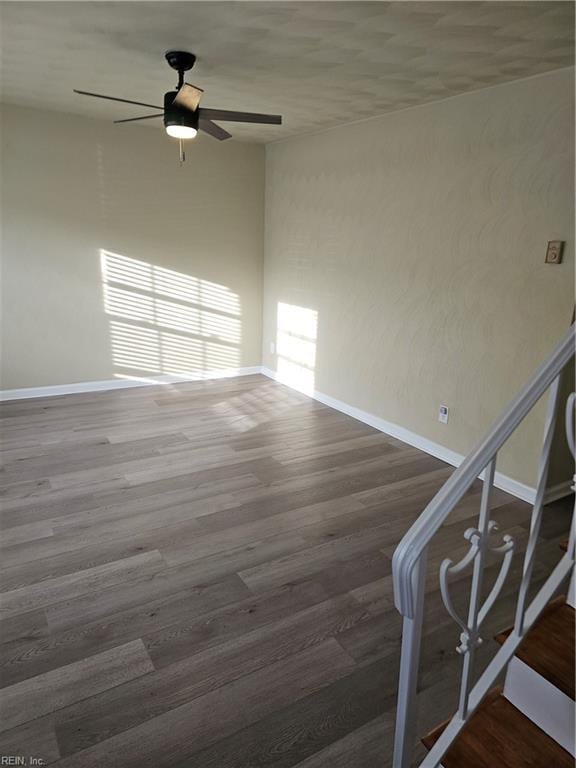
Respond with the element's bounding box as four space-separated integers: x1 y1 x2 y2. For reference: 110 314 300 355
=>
0 375 571 767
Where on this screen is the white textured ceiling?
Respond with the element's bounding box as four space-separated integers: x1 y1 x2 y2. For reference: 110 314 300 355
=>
1 1 573 143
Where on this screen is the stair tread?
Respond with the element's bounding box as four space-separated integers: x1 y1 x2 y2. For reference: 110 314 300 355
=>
422 688 573 768
495 597 575 699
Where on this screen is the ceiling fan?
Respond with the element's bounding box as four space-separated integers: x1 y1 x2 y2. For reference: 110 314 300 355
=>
74 51 282 161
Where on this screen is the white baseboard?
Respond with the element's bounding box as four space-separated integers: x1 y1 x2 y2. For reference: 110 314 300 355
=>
0 367 262 402
261 367 573 506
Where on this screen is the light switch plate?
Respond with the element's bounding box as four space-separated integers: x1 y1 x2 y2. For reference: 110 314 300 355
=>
545 240 564 264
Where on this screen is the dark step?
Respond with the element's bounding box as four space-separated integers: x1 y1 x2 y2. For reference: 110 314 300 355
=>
422 688 573 768
495 596 574 699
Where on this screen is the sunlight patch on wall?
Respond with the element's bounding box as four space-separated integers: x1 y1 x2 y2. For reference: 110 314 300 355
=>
100 250 241 380
276 302 318 395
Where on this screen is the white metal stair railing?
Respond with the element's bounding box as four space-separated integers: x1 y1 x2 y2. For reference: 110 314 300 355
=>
391 324 576 768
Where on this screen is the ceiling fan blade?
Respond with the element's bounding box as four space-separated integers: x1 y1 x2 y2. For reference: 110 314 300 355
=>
199 118 232 141
199 108 282 125
73 90 163 111
173 83 204 112
114 113 165 124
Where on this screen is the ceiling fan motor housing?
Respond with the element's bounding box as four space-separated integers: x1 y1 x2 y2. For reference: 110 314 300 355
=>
165 51 196 72
163 91 199 133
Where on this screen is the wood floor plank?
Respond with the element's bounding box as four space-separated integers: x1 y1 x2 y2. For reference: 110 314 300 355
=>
292 713 394 768
0 574 260 688
0 639 154 732
349 575 395 616
267 442 404 479
0 607 48 646
0 510 217 571
143 579 330 670
0 477 52 502
197 455 444 537
164 494 368 566
1 432 190 482
0 520 54 548
0 717 60 764
194 652 456 768
0 476 260 572
158 528 310 588
238 525 394 593
0 537 164 593
273 432 396 462
0 550 164 620
46 445 236 490
50 640 356 768
45 570 251 635
54 593 368 756
0 464 259 526
50 471 264 532
176 655 399 768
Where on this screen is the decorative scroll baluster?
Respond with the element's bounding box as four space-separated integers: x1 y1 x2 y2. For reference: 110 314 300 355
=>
458 458 495 718
438 457 516 720
565 392 576 459
565 392 576 480
514 374 561 636
565 393 576 608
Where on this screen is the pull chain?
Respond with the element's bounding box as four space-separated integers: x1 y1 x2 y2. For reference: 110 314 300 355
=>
179 138 185 164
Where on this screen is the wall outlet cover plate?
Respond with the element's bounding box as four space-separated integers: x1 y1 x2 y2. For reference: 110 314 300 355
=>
545 240 565 264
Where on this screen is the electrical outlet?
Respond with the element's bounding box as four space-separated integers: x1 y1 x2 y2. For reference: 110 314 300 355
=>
438 405 449 425
270 342 275 354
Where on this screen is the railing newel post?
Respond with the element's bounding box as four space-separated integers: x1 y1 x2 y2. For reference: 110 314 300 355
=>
392 550 427 768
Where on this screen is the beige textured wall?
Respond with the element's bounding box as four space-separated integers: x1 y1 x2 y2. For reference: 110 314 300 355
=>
262 69 575 488
1 104 264 389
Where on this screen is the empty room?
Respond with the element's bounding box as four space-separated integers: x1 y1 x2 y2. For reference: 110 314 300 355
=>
0 2 575 766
